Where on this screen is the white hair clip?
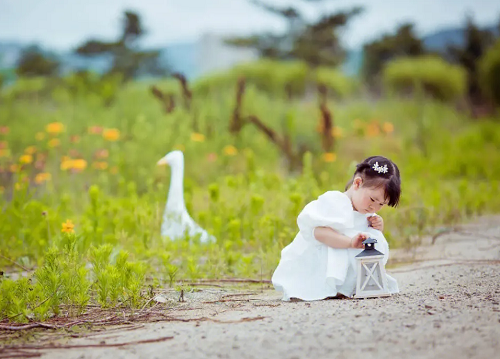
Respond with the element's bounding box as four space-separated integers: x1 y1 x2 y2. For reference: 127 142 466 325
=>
372 162 388 174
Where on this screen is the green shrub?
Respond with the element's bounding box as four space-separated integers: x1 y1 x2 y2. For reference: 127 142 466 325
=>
314 66 357 98
383 56 466 101
479 39 500 107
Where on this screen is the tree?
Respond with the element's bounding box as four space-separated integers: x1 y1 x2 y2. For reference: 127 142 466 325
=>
478 38 500 108
226 0 362 68
16 45 60 77
447 16 496 107
362 23 426 85
76 11 167 80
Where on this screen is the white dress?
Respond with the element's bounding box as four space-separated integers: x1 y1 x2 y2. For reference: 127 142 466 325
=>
272 190 399 301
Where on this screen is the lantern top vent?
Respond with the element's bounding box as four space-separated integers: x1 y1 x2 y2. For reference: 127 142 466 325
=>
355 238 384 258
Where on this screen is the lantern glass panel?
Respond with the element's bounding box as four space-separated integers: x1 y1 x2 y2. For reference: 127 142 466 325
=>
361 262 383 291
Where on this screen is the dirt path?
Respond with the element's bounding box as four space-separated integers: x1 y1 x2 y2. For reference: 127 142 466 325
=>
5 216 500 359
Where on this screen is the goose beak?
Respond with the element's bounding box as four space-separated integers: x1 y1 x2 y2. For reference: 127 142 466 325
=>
157 158 168 166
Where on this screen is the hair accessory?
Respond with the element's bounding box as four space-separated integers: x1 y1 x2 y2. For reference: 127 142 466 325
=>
372 161 388 174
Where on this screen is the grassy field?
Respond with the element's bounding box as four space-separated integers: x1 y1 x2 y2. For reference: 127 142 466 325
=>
0 75 499 322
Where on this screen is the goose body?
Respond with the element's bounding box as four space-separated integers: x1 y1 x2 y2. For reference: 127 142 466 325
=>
157 150 215 243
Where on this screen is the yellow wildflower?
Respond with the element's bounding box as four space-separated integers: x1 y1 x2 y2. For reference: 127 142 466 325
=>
35 132 45 141
190 133 205 142
24 146 37 155
45 122 64 134
223 145 238 156
71 159 88 171
48 138 61 148
15 183 22 191
60 158 73 171
61 219 75 234
35 172 51 184
382 122 394 134
173 144 185 151
92 161 108 170
331 126 343 138
19 154 33 164
103 128 120 141
0 149 9 158
322 152 337 163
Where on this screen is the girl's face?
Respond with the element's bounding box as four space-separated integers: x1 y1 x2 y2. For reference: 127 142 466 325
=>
351 177 388 214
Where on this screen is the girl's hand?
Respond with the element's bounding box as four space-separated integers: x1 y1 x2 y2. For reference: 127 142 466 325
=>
368 215 384 231
350 232 370 249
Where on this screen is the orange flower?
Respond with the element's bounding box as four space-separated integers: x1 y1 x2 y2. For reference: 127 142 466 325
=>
0 141 7 149
61 219 75 234
19 154 33 164
0 149 9 158
10 164 19 172
365 122 380 137
71 159 87 171
60 158 87 172
35 172 51 184
48 138 61 148
110 166 119 174
102 128 120 141
45 122 65 135
322 152 337 163
0 126 9 135
382 122 394 134
190 133 205 142
60 158 72 171
70 135 80 143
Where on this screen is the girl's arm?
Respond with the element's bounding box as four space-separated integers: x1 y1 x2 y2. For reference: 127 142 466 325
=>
313 227 366 249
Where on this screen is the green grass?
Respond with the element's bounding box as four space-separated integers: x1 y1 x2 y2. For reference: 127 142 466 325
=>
0 76 499 322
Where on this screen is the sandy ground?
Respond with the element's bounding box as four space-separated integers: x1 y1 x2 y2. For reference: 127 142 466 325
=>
3 216 500 359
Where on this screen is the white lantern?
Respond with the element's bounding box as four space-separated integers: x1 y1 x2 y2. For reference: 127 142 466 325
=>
354 238 391 299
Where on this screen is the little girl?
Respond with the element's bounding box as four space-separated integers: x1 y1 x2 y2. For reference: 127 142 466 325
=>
272 155 401 301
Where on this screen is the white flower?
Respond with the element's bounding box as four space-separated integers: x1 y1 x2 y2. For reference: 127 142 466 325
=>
372 162 388 174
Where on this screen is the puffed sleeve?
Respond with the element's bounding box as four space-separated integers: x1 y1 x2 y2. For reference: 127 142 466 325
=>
297 191 354 244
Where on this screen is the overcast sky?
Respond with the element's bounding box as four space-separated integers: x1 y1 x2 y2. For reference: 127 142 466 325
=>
0 0 499 50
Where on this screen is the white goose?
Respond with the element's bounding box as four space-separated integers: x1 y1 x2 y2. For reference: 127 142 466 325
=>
157 150 215 243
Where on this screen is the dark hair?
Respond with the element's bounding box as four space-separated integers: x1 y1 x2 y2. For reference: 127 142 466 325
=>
345 155 401 207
